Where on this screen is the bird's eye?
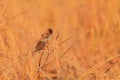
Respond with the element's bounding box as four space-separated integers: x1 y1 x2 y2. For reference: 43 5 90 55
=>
48 28 53 34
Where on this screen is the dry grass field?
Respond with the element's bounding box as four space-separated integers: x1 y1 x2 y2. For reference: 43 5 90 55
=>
0 0 120 80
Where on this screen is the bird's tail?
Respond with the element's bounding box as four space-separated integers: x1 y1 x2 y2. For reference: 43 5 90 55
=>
32 50 37 56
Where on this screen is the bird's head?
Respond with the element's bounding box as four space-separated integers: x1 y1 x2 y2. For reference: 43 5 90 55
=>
48 28 53 34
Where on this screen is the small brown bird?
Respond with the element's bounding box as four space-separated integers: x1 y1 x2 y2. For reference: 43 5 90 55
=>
32 28 53 54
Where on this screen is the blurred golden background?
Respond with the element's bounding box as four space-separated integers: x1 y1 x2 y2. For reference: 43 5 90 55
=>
0 0 120 80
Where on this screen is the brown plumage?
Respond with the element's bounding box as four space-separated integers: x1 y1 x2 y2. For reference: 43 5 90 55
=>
32 41 46 53
41 28 53 39
32 28 53 54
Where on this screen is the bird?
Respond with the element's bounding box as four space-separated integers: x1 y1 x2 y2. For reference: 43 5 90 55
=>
32 28 53 54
